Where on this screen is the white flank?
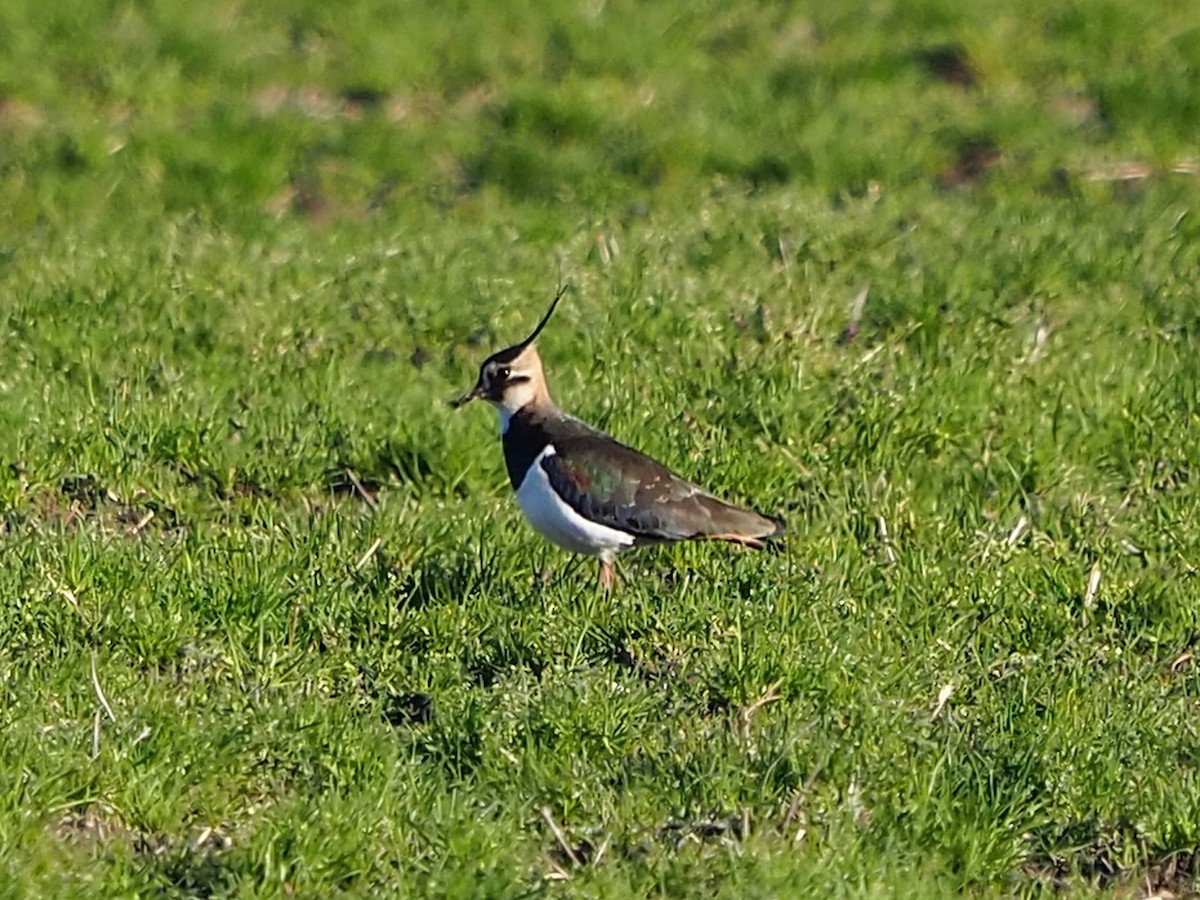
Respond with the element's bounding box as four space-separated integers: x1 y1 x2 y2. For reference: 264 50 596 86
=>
515 445 635 560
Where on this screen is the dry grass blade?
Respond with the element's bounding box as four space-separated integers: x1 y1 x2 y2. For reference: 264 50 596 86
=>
1083 563 1102 611
1085 161 1153 182
92 709 102 759
739 679 783 739
840 284 870 342
541 807 581 868
877 515 898 565
90 651 116 722
353 538 383 572
850 284 869 325
1006 515 1029 546
126 509 155 535
344 469 379 510
930 683 954 722
591 834 610 868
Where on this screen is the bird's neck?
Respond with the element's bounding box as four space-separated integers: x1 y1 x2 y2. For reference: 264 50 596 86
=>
497 394 557 435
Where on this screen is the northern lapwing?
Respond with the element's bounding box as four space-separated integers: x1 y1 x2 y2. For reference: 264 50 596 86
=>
452 288 786 590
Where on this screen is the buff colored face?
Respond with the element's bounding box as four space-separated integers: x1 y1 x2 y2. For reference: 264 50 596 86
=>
452 344 544 413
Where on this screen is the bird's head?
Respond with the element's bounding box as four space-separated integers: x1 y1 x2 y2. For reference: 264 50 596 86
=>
452 285 565 417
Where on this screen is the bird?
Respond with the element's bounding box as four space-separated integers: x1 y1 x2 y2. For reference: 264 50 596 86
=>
452 287 785 591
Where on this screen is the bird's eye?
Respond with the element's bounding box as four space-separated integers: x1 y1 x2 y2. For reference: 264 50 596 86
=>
496 366 511 380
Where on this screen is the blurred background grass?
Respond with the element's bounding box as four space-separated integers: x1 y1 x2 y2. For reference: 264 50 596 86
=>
1 0 1197 231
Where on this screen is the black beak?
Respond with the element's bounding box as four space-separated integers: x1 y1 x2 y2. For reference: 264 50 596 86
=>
450 383 484 408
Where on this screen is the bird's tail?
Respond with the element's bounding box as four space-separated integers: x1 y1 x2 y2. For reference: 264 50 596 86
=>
692 497 786 549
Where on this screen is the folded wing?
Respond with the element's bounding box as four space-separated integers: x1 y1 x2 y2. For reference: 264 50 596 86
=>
542 435 785 546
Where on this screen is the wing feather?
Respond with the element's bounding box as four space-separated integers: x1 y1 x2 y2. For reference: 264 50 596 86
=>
541 435 783 545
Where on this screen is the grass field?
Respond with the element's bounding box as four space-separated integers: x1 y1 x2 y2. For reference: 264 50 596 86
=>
3 0 1200 895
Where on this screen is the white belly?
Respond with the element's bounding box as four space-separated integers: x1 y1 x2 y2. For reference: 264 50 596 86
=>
515 445 636 560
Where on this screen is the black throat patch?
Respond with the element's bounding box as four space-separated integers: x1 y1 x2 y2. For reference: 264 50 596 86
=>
501 410 554 491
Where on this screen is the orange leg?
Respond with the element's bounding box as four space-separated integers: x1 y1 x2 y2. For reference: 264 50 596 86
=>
599 559 616 593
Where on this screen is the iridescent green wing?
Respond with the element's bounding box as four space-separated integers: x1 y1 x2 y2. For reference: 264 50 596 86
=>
544 435 723 542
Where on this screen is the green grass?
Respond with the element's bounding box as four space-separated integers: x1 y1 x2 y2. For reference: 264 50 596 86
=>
2 0 1200 895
